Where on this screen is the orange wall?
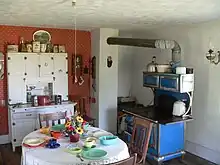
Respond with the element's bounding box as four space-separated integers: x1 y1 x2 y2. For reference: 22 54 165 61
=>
0 25 91 135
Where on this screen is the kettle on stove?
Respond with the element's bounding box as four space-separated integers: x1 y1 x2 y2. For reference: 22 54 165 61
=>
173 101 186 116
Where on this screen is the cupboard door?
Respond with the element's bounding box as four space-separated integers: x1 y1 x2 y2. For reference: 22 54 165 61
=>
7 54 25 76
54 74 68 101
13 119 36 142
8 76 26 104
53 54 67 74
25 54 39 78
39 54 54 77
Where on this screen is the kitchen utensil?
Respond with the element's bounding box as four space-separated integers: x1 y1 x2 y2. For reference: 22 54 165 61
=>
81 149 107 160
40 127 50 134
32 41 41 53
146 56 157 72
53 45 59 53
31 95 38 106
99 136 118 145
55 95 62 105
66 147 82 154
176 67 186 74
23 138 45 147
45 138 60 149
156 64 171 73
58 45 66 53
77 154 84 161
50 124 65 132
37 95 50 106
70 133 80 143
84 138 96 148
26 44 32 52
40 44 47 52
186 68 193 74
173 101 186 116
50 131 62 139
93 131 113 138
7 45 18 52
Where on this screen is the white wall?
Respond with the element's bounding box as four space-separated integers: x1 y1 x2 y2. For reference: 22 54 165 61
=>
91 28 119 133
129 21 220 164
118 31 134 97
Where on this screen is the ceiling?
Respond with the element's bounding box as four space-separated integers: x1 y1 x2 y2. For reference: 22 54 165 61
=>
0 0 220 30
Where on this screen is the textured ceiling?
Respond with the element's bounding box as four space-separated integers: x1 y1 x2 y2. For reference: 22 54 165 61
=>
0 0 220 30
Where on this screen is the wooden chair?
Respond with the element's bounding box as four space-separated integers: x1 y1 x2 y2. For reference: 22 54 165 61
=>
39 111 67 128
109 153 137 165
130 117 153 164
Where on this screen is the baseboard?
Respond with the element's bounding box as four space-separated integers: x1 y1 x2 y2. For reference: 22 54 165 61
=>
0 135 9 144
185 140 220 164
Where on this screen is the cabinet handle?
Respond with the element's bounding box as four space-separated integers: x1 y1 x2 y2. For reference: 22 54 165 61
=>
12 123 15 126
13 139 16 142
26 114 32 116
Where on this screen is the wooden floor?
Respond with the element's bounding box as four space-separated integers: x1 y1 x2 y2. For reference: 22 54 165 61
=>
0 143 217 165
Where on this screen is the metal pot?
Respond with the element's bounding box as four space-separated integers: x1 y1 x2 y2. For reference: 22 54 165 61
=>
146 56 157 72
157 64 171 73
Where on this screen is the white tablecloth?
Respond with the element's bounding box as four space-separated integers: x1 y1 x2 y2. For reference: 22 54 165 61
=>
21 127 130 165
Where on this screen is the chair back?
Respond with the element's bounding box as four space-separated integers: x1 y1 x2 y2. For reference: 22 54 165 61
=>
109 153 137 165
39 111 67 128
130 117 153 164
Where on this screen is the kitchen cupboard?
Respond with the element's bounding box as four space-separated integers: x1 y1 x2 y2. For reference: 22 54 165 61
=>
7 53 68 104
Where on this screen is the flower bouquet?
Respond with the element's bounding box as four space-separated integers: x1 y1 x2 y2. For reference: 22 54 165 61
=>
64 113 89 142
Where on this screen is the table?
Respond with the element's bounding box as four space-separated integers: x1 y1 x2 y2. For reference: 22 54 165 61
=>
21 127 130 165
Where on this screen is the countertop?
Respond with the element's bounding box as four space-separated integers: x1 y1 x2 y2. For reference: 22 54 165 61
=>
9 101 76 110
122 106 193 124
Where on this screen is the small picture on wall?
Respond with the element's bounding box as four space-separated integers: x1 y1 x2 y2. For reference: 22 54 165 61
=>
33 30 51 44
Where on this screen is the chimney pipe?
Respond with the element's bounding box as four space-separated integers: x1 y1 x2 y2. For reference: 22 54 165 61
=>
107 37 181 64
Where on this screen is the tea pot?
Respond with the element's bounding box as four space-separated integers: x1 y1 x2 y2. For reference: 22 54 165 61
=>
146 56 157 72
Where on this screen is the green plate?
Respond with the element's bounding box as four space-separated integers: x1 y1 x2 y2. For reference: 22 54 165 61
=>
51 124 65 132
82 149 107 160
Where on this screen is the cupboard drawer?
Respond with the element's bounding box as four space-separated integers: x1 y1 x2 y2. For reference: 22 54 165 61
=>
13 112 37 119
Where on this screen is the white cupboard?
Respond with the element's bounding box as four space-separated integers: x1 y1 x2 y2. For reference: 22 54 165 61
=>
8 75 26 104
39 54 54 77
25 54 39 78
7 53 69 104
7 53 25 76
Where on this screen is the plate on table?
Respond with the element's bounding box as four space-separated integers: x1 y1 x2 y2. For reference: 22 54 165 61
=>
93 131 113 138
82 149 107 160
23 138 45 147
51 124 65 132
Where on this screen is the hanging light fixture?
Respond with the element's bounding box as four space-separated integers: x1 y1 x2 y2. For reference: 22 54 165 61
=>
72 0 84 85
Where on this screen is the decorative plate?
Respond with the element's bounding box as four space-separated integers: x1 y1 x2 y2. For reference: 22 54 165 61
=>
33 30 51 44
82 149 107 160
23 137 45 147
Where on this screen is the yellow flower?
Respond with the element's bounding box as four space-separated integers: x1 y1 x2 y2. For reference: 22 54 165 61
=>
65 121 71 128
76 116 83 123
75 127 84 135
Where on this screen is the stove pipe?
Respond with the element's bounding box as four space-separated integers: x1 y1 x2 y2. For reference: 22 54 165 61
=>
107 37 181 64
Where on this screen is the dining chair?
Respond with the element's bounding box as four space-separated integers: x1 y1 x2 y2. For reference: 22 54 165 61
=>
130 117 153 164
39 111 67 128
109 153 137 165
